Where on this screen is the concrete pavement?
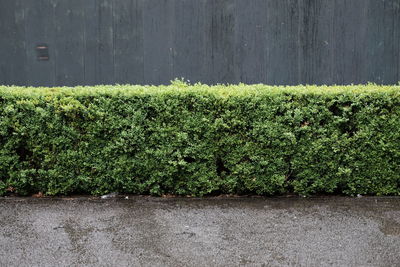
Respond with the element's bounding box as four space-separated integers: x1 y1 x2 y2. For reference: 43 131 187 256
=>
0 196 399 266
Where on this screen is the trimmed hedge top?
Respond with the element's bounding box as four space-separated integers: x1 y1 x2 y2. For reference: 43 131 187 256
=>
1 83 399 196
2 83 400 97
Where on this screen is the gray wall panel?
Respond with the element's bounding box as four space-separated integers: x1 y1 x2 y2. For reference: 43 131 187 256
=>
0 0 399 86
0 0 26 85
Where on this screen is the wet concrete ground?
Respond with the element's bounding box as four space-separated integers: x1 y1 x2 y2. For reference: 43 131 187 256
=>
0 196 399 267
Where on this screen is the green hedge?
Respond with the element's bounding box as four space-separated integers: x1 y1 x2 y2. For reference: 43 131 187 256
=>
0 82 399 196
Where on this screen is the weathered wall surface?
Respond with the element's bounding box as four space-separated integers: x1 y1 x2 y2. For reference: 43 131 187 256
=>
1 0 399 86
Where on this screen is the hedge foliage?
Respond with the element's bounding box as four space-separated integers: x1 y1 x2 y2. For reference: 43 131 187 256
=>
0 82 399 196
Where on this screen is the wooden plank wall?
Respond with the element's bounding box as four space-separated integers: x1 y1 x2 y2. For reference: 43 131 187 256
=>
0 0 399 86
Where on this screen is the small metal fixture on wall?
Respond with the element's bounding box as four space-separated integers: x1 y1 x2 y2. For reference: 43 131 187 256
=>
36 44 49 61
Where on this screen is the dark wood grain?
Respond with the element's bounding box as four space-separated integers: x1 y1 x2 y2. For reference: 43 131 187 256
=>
143 0 175 85
173 0 210 84
24 0 56 86
54 0 85 86
0 0 26 85
0 0 399 86
114 0 144 85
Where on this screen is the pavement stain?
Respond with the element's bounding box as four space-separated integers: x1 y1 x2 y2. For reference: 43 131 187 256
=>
96 201 185 266
61 218 95 265
380 218 400 236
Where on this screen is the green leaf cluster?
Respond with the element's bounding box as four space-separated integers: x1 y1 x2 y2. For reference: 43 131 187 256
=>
0 83 399 196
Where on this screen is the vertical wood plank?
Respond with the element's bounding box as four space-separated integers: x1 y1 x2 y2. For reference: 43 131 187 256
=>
143 0 175 85
380 0 400 84
299 0 335 85
265 0 300 85
199 0 214 85
0 0 27 85
82 0 98 85
54 0 85 86
210 0 236 84
97 0 115 85
114 0 144 85
24 0 56 86
331 0 368 85
234 0 267 84
359 0 384 84
173 0 210 84
396 0 400 83
81 0 116 86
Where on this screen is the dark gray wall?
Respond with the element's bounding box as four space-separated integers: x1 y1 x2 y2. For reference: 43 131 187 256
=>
1 0 399 86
